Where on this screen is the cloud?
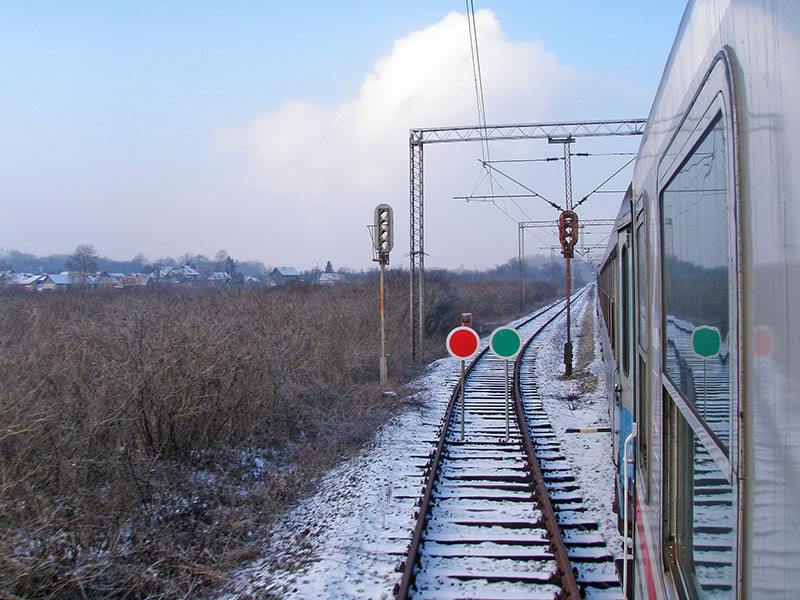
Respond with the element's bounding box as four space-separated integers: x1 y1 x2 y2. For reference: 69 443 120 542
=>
212 10 620 269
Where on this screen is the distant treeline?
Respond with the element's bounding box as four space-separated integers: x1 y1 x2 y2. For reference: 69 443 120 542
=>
1 247 594 285
0 248 269 278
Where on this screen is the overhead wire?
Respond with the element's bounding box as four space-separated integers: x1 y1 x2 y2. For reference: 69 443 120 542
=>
487 193 557 250
487 151 635 164
575 156 636 208
466 0 494 197
489 176 559 249
482 161 563 211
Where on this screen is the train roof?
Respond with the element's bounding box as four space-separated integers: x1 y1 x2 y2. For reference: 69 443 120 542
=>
613 185 633 231
598 184 633 270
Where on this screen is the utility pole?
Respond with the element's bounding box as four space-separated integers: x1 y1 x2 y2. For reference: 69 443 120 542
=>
551 134 577 377
518 222 525 311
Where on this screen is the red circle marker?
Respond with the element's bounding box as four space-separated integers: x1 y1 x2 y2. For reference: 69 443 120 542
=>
446 326 480 359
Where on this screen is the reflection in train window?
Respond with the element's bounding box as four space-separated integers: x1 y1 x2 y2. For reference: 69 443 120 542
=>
673 408 734 599
622 245 630 376
637 219 646 349
661 114 731 451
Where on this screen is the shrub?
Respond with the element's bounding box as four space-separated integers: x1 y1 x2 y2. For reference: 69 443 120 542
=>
0 276 554 598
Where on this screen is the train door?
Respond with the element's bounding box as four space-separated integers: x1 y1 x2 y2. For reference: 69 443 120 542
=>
658 55 739 599
634 196 649 504
609 247 619 470
613 201 636 542
617 230 634 490
615 215 639 599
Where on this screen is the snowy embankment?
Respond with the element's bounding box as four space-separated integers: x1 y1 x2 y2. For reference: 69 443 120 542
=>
222 287 620 599
528 285 623 562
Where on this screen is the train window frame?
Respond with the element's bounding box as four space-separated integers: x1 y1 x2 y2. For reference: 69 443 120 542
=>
656 56 740 475
661 111 732 454
657 52 741 598
635 196 650 501
621 243 630 377
635 197 648 351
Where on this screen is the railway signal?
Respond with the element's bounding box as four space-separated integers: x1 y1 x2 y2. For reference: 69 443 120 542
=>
692 325 722 419
691 325 721 359
373 203 394 258
446 326 480 441
371 204 394 385
490 326 522 442
558 210 579 258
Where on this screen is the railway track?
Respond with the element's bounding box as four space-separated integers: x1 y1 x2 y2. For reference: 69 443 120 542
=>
395 291 622 599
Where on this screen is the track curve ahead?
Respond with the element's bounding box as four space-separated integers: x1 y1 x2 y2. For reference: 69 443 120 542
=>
395 289 622 599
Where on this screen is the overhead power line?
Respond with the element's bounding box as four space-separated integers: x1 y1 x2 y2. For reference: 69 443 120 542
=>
486 151 637 164
482 161 563 211
466 0 494 196
575 156 636 208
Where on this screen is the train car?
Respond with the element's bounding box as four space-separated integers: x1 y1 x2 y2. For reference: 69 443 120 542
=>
598 0 800 598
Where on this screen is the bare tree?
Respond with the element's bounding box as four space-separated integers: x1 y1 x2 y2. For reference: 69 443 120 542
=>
215 249 229 273
131 253 148 271
66 244 99 283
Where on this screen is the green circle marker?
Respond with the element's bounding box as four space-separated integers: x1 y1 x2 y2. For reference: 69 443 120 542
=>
691 325 721 359
490 326 522 359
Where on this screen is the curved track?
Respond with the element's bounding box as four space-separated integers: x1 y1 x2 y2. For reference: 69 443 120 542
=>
395 290 621 599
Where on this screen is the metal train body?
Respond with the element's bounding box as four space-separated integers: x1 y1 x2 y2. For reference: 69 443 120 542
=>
597 0 800 597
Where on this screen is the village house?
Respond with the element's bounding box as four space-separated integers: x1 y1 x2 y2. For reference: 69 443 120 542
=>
270 267 299 284
208 272 232 288
318 272 346 285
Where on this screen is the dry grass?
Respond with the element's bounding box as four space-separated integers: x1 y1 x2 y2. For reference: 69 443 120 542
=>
0 276 554 599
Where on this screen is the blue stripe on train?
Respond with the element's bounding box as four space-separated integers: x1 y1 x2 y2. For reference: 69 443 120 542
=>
616 405 634 514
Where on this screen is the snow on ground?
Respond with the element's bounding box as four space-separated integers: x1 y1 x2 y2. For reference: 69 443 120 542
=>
222 290 621 599
221 355 464 600
529 285 623 561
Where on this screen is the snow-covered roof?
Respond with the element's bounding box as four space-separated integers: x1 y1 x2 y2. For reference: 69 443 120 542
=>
209 272 231 281
21 275 46 285
273 267 299 277
46 274 72 285
318 272 345 284
6 272 31 284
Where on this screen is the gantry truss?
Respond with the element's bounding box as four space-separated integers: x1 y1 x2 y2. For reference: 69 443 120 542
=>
409 118 646 362
413 119 647 145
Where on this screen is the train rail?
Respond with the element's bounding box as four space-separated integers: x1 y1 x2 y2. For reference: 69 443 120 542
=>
395 290 621 599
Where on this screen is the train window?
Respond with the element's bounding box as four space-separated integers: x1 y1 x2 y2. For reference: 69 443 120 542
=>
611 251 617 357
636 219 646 348
670 404 734 598
635 207 650 499
638 355 649 498
659 54 740 599
621 245 630 376
660 114 731 452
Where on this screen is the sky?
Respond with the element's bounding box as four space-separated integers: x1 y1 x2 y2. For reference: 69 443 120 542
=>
0 1 687 271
